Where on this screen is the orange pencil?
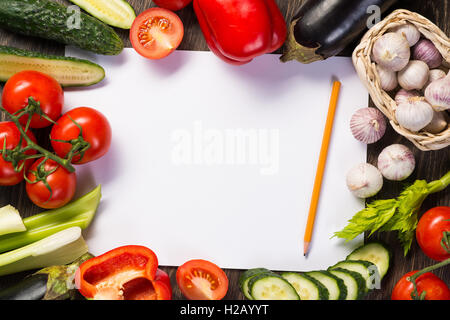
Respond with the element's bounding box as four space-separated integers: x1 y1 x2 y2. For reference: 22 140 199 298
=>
304 80 341 256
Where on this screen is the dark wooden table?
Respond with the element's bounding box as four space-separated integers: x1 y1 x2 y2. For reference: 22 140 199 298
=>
0 0 448 300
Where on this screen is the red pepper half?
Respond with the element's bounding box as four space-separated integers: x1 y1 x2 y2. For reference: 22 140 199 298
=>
76 246 172 300
193 0 287 65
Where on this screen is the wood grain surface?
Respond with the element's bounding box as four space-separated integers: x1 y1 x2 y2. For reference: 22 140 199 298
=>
0 0 448 300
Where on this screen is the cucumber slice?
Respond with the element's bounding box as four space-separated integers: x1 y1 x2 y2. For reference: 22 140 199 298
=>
329 260 379 292
346 242 391 279
69 0 136 29
329 268 366 300
306 270 347 300
281 272 329 300
0 45 105 87
249 273 300 300
239 268 273 300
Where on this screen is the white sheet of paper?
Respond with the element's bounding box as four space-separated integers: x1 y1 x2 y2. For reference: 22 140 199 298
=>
65 48 366 271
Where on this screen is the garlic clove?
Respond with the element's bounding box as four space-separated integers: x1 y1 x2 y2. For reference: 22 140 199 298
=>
395 97 434 132
423 110 448 134
412 39 443 69
377 144 415 181
394 89 420 105
350 107 387 144
346 163 383 198
424 69 447 90
376 64 398 92
390 23 421 47
424 73 450 111
398 60 429 91
372 32 411 72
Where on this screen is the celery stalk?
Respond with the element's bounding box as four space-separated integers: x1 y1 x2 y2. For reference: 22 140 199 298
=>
0 205 26 236
0 227 88 276
0 185 101 254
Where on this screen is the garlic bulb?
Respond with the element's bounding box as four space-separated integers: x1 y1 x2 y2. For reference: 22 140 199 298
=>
394 89 420 105
346 163 383 198
398 60 429 90
395 97 433 132
424 111 448 134
376 64 398 91
424 69 446 89
413 39 443 69
350 107 387 144
372 32 411 72
377 144 415 181
391 23 421 47
424 73 450 111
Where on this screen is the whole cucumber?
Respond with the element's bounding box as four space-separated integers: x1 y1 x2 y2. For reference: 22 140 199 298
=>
281 0 398 63
0 0 123 55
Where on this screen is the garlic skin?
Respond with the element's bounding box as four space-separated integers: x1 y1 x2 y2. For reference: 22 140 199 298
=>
377 144 415 181
424 111 448 134
398 60 429 91
424 69 446 89
394 89 420 105
376 64 398 91
413 39 443 69
346 163 383 198
372 32 411 72
395 97 434 132
424 73 450 111
391 23 421 47
350 107 387 144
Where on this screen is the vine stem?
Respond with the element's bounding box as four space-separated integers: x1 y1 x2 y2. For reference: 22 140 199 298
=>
408 257 450 300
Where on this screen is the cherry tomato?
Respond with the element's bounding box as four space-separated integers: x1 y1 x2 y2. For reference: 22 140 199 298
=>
2 71 63 129
392 271 450 300
153 0 193 11
26 158 77 209
416 206 450 261
130 8 184 60
176 259 229 300
50 107 112 164
0 122 37 186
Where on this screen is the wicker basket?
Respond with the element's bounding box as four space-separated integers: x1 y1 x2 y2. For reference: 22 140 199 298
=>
352 9 450 151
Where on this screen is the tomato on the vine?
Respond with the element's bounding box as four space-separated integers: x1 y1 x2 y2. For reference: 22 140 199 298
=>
0 122 37 186
25 158 77 209
2 71 63 129
50 107 112 164
392 271 450 300
153 0 193 11
416 206 450 261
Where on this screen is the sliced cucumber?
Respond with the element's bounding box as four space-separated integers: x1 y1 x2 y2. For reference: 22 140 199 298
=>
346 242 391 279
329 268 365 300
329 260 379 292
249 273 300 300
0 46 105 87
239 268 273 300
69 0 136 29
281 272 329 300
306 270 347 300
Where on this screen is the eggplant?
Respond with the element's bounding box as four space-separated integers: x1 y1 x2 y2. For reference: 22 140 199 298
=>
280 0 398 64
0 253 93 300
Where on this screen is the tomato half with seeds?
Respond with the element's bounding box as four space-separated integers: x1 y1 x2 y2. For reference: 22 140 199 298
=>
176 259 229 300
130 7 184 60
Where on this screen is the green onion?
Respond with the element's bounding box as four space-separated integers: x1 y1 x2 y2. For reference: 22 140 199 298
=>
0 205 26 236
0 185 101 254
0 227 88 276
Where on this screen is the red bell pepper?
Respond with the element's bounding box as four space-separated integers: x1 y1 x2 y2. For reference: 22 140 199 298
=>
193 0 287 65
75 245 172 300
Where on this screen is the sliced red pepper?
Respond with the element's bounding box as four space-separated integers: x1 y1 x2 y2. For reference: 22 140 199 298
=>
193 0 287 65
76 246 172 300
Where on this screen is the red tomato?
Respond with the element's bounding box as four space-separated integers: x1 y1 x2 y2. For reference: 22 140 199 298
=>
130 8 184 60
153 0 193 11
0 122 37 186
416 206 450 261
392 271 450 300
50 107 112 164
176 259 229 300
26 158 77 209
2 71 63 129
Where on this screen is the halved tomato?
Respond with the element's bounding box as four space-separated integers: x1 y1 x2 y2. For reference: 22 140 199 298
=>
176 259 229 300
130 7 184 60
